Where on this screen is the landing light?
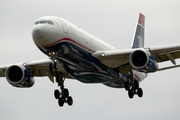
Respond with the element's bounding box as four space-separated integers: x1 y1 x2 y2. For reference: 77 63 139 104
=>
48 51 56 56
52 51 55 55
101 53 105 57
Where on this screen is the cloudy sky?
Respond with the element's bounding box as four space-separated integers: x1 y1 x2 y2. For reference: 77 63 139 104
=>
0 0 180 120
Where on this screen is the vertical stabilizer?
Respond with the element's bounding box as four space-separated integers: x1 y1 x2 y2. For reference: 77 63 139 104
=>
131 13 145 48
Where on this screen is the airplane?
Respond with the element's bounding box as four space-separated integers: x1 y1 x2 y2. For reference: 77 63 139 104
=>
1 13 180 107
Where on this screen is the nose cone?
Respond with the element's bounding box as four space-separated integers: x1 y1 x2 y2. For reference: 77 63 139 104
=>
32 25 46 39
32 18 65 48
32 25 49 46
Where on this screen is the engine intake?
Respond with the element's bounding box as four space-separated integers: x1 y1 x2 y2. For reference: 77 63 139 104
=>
129 49 158 73
5 65 35 88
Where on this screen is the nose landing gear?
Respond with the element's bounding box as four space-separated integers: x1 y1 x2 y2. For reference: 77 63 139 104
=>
54 88 73 107
48 50 73 107
54 71 73 107
49 62 73 107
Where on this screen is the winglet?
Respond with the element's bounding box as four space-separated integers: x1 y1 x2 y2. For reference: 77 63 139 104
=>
131 13 145 48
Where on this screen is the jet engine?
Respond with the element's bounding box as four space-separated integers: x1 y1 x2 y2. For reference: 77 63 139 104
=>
5 65 35 88
129 49 158 73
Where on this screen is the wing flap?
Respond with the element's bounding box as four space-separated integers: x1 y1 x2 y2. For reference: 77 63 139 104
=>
150 44 180 63
0 70 5 77
158 64 180 71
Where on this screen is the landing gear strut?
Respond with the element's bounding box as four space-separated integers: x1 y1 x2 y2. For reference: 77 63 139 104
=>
49 63 73 107
54 71 73 107
124 65 143 99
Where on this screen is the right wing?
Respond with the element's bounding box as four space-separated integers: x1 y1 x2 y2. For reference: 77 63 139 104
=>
0 59 73 82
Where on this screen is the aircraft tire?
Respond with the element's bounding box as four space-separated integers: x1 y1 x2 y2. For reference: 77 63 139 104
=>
137 88 143 97
54 89 60 99
125 81 130 91
58 97 64 107
63 88 69 98
67 96 73 106
128 89 134 99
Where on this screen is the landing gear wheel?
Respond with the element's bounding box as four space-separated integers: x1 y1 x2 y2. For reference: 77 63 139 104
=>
128 89 134 99
125 81 130 91
54 89 60 99
58 97 65 107
54 71 73 107
63 88 69 98
137 88 143 97
134 80 139 89
67 96 73 106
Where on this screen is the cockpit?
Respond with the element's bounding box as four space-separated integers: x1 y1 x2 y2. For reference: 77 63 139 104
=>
34 20 54 25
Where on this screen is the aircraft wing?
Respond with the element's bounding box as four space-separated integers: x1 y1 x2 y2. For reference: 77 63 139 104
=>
0 59 73 82
150 44 180 64
92 43 180 72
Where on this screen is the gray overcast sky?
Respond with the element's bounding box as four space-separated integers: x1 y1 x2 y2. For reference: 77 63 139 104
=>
0 0 180 120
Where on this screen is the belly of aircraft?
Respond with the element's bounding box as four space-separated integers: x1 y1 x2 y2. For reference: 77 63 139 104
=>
42 41 122 83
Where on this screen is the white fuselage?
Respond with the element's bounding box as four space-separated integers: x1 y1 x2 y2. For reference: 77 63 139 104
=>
32 16 147 88
33 16 116 52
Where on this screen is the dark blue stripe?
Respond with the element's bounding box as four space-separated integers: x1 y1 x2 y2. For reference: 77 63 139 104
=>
132 24 144 48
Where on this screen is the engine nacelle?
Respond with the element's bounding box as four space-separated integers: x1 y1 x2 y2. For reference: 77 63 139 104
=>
5 65 35 88
129 49 158 73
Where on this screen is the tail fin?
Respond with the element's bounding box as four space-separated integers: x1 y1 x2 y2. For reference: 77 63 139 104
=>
131 13 145 48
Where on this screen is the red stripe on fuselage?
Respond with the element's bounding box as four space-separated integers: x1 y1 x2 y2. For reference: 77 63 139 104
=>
38 38 95 53
134 74 140 81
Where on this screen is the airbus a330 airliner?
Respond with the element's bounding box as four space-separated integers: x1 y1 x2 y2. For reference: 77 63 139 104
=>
1 13 180 107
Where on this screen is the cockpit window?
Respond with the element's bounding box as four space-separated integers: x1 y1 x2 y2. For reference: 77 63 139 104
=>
40 20 46 24
34 20 54 25
47 20 54 25
35 21 39 25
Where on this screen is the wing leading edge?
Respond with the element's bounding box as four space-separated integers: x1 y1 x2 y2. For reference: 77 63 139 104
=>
0 59 73 82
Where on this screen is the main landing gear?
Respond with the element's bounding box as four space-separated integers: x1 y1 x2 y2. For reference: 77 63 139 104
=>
54 88 73 107
123 64 144 99
125 80 143 99
49 62 73 107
